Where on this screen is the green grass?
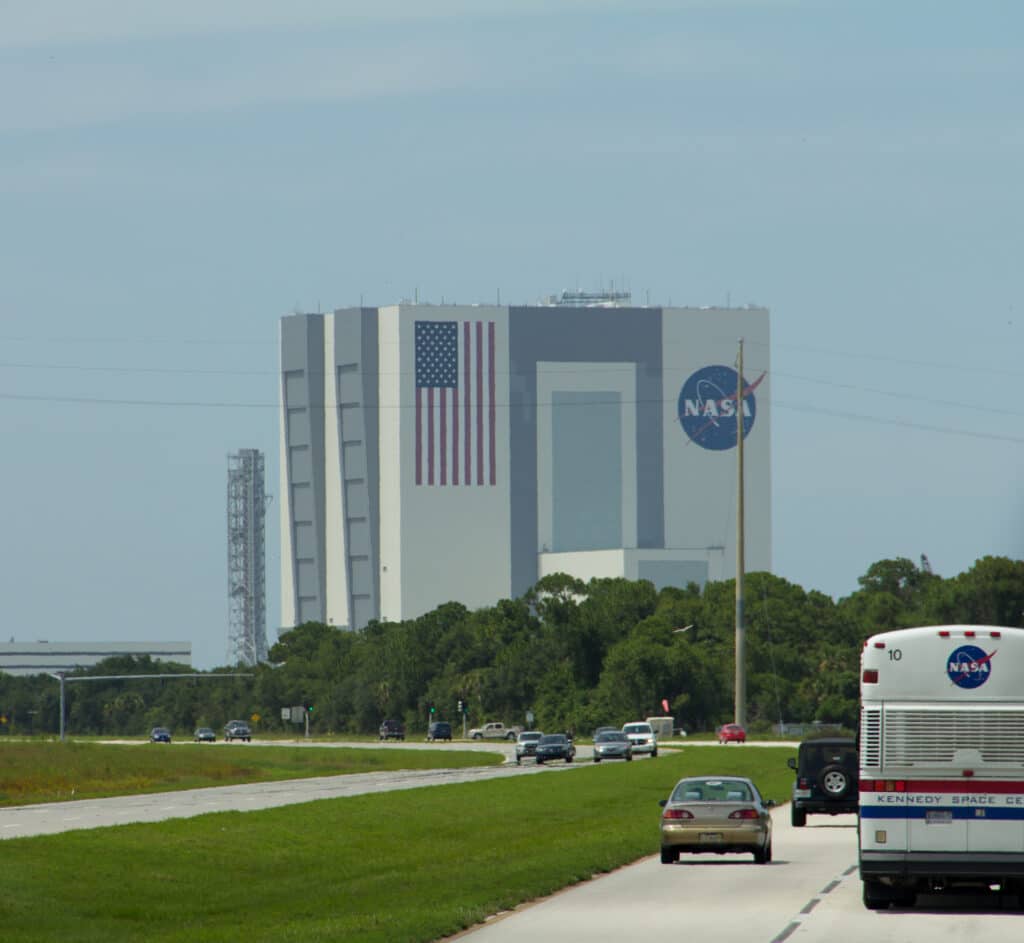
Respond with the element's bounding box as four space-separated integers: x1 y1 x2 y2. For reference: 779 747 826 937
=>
0 745 795 943
0 741 503 806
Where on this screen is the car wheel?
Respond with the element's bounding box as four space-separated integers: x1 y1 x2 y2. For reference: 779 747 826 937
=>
862 879 892 910
819 765 852 797
593 756 600 763
626 754 633 761
566 755 573 763
472 733 482 740
754 839 771 864
660 846 678 865
651 748 657 758
791 805 807 828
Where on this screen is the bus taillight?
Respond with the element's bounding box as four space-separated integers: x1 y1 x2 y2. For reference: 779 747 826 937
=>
863 669 879 683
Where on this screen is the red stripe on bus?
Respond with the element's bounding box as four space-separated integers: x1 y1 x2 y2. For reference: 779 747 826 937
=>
860 780 1024 794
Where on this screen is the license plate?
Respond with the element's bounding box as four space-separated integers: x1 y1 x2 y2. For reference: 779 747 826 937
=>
926 811 952 824
699 832 723 842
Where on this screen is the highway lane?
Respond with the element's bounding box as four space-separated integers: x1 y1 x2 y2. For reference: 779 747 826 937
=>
454 813 1024 943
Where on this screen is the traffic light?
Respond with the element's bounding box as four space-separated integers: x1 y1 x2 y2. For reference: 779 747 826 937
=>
429 703 436 714
457 699 464 713
307 705 314 713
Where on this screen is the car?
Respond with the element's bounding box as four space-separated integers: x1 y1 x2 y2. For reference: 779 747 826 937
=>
622 721 658 757
787 737 858 827
718 723 746 744
593 730 633 762
591 725 618 740
534 733 575 764
514 730 544 764
426 720 452 742
149 726 171 743
193 727 216 743
224 720 252 742
659 775 775 864
379 719 406 741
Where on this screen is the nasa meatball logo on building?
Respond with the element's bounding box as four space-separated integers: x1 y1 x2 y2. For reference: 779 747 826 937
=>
946 645 996 689
678 365 762 451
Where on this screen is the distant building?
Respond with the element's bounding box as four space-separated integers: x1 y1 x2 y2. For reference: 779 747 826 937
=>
279 302 771 631
0 641 192 677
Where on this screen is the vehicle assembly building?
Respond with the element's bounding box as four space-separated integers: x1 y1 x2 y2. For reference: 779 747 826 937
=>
279 297 771 631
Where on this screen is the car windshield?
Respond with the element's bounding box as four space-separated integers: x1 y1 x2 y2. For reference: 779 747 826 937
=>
672 779 754 803
597 732 626 743
519 732 542 742
539 735 565 745
623 724 651 735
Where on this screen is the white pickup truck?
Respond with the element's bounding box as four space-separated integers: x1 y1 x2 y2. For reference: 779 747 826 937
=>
468 721 522 741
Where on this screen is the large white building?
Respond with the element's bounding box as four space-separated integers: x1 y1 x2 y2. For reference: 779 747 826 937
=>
279 302 771 630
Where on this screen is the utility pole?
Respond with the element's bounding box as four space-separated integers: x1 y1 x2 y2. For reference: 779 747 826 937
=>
735 338 746 728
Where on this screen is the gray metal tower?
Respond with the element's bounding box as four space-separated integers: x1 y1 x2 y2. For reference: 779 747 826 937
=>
227 449 268 665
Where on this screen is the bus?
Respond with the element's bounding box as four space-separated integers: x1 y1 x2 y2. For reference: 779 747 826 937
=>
859 624 1024 909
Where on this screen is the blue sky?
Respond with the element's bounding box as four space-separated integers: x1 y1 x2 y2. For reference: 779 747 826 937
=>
2 1 1022 669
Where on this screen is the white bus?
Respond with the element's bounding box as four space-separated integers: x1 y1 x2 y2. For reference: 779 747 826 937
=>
859 624 1024 909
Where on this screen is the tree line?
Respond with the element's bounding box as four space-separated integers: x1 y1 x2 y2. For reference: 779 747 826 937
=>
1 556 1021 739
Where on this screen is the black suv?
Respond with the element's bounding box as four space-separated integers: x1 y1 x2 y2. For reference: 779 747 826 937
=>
787 737 858 826
379 719 406 741
427 721 452 742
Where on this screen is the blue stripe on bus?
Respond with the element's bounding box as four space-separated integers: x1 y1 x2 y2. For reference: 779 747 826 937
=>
860 806 1024 820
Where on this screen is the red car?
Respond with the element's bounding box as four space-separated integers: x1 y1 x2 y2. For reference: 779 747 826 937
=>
718 723 746 744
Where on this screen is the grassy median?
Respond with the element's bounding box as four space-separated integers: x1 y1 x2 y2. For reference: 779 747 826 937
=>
0 744 794 943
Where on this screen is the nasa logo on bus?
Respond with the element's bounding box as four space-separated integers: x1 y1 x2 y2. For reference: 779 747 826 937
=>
677 365 763 451
946 645 996 689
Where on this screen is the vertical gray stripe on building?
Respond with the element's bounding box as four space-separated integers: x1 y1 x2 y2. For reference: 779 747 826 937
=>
280 314 327 626
332 308 381 629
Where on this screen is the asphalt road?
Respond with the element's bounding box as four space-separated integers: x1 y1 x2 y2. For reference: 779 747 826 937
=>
455 813 1024 943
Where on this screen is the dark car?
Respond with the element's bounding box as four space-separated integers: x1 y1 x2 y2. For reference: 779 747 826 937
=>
379 719 406 741
149 726 171 743
535 733 575 764
224 720 251 742
193 727 216 743
593 730 633 762
427 721 452 742
787 737 858 826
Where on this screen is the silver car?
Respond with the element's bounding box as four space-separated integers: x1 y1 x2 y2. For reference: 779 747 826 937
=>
593 730 633 762
659 775 775 864
622 721 658 757
514 730 543 765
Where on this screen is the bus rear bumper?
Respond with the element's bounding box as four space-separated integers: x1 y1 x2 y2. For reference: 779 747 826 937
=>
861 851 1024 881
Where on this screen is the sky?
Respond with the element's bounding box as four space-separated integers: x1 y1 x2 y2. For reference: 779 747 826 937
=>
2 1 1022 670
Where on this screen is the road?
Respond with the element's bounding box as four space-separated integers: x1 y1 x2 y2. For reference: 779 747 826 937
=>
454 813 1024 943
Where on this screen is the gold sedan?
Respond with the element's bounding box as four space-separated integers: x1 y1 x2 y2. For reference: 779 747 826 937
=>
659 775 775 864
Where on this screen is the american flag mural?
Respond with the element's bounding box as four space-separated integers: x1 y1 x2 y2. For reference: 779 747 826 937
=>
415 320 496 486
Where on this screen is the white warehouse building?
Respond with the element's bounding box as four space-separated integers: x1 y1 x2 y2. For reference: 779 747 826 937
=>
279 301 771 631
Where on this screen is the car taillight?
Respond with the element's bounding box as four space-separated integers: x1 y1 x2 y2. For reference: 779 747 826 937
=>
662 809 694 820
797 777 810 789
862 669 879 683
728 809 760 820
